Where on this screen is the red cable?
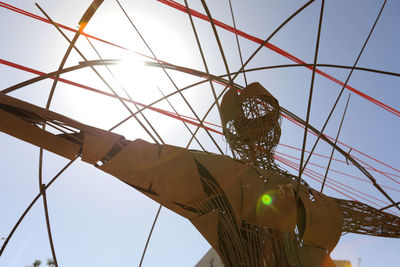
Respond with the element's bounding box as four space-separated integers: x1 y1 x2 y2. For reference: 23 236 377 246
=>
277 155 375 205
324 134 400 175
275 155 391 209
3 57 400 184
350 153 400 185
0 58 223 135
157 0 400 117
275 155 356 201
0 2 128 50
275 151 400 193
2 1 399 175
2 1 399 117
278 143 400 179
278 155 400 218
281 111 400 180
3 57 399 212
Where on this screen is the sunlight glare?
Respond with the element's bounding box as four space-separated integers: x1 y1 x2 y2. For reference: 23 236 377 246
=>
113 52 160 101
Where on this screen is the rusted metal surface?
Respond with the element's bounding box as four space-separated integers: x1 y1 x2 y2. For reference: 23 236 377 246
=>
335 198 400 238
220 82 282 171
1 94 399 266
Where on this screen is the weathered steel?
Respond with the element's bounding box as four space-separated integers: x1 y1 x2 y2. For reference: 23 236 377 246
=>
1 94 399 266
220 82 282 171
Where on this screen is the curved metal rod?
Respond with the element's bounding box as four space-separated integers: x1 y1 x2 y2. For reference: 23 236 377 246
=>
381 201 400 211
230 0 316 82
297 0 325 194
184 0 222 114
108 79 210 131
145 60 400 79
280 107 399 211
2 55 396 210
116 0 224 154
138 205 162 267
4 60 398 97
36 2 104 266
200 0 232 83
232 63 400 78
1 61 118 94
0 158 77 257
144 61 399 211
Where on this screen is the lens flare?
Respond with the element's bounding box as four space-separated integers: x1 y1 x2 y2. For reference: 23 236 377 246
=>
261 194 272 206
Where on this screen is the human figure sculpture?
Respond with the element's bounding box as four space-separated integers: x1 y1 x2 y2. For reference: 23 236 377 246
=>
0 86 399 266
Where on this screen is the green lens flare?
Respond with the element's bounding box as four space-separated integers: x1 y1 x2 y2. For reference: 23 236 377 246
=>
261 194 272 206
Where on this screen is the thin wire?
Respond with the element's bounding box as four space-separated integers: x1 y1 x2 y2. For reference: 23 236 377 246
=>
227 0 247 86
300 0 388 175
231 0 316 82
297 0 325 195
0 158 77 256
34 3 87 264
5 0 400 117
321 94 351 192
115 0 224 154
184 0 316 149
280 106 400 211
85 36 164 144
275 151 400 194
381 201 400 211
108 79 209 131
36 3 161 145
39 165 58 267
200 0 233 84
157 86 206 151
183 0 225 149
138 205 162 267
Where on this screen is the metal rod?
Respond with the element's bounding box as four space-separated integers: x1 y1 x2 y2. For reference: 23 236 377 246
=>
0 158 77 257
157 86 206 151
138 205 162 267
321 94 351 192
36 3 161 145
200 0 233 84
299 0 388 177
227 0 248 86
85 36 164 144
115 0 224 154
297 0 325 194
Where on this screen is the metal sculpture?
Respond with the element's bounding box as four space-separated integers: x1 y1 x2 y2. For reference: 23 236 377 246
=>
1 92 399 266
220 82 281 171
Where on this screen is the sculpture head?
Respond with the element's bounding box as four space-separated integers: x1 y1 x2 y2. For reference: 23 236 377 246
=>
220 82 281 169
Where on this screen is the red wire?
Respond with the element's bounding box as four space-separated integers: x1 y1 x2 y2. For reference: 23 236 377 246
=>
2 1 400 175
156 0 400 118
278 143 400 179
0 2 128 50
2 1 399 117
0 58 223 135
275 155 389 208
275 155 357 201
276 151 400 193
278 155 400 217
3 56 400 187
2 59 399 213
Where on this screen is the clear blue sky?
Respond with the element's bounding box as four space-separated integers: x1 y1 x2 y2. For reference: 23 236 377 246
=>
1 0 399 266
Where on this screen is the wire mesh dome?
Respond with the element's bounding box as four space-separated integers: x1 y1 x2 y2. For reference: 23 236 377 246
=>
220 82 281 170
